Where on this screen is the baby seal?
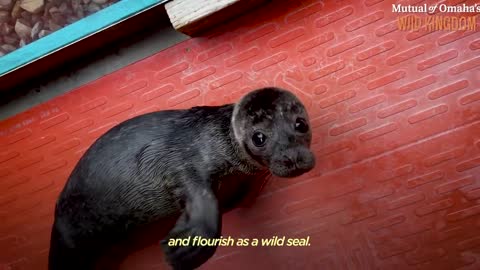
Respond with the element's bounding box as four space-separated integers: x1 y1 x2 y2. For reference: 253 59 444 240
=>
48 87 315 270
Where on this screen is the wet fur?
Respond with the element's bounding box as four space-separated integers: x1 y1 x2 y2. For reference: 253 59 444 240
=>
48 87 315 270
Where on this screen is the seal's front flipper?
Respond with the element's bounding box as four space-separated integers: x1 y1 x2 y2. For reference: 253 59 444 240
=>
161 186 221 270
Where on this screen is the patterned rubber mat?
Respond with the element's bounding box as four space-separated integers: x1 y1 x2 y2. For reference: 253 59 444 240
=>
0 0 479 269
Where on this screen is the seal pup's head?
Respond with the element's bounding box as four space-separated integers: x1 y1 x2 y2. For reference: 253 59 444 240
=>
232 87 316 178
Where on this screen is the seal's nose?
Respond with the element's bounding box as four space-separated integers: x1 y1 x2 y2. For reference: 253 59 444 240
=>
295 148 316 171
271 147 316 178
284 147 316 172
283 155 295 168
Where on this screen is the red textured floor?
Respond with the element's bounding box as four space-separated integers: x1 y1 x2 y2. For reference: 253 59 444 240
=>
1 0 480 269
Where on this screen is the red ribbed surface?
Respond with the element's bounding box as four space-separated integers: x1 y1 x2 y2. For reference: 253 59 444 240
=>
0 0 479 269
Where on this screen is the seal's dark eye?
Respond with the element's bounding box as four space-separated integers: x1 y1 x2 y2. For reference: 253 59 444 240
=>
252 132 267 147
295 118 309 133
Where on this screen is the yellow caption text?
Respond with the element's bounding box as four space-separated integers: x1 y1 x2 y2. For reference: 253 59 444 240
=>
167 236 311 247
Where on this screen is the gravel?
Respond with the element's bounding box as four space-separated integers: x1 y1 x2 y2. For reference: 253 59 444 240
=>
0 0 119 58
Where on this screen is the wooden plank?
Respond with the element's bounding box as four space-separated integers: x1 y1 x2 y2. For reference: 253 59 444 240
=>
165 0 269 36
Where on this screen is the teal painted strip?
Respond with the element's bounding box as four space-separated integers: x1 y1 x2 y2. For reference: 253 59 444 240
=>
0 0 167 76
